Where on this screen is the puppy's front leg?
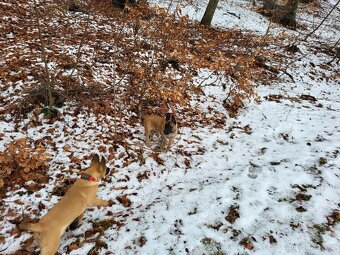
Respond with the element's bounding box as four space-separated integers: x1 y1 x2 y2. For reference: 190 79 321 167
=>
145 131 151 147
166 136 176 151
91 198 110 207
158 134 167 150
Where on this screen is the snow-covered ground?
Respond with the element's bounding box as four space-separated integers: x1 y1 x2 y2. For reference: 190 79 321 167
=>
150 0 272 33
1 0 339 254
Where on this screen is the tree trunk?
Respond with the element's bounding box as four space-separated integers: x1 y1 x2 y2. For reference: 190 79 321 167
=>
200 0 219 26
33 0 54 119
113 0 136 9
263 0 276 10
280 0 298 28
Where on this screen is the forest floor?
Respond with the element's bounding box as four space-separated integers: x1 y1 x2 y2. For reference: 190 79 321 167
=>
0 0 339 254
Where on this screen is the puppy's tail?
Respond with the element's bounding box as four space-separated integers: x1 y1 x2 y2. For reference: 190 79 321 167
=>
19 222 43 233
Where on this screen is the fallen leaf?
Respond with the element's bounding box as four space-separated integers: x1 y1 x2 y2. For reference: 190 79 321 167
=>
239 237 253 250
68 242 79 252
295 193 312 201
0 178 4 188
150 152 164 165
116 195 132 207
268 235 277 244
225 205 240 224
296 206 307 212
63 145 71 152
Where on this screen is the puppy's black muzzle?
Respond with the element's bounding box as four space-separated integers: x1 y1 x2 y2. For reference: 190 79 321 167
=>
164 124 173 135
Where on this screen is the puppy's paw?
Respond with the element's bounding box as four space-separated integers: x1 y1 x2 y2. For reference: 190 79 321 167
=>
96 198 111 207
108 199 116 206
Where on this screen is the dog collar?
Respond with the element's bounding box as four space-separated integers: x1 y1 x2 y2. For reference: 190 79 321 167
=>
81 173 97 182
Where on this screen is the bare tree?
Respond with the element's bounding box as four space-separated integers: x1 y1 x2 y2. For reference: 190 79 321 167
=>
280 0 298 28
200 0 219 26
263 0 276 10
33 0 54 118
112 0 136 9
262 0 298 28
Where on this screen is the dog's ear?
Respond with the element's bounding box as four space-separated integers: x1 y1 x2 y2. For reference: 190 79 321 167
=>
171 115 176 123
99 157 106 174
100 157 106 167
91 154 100 165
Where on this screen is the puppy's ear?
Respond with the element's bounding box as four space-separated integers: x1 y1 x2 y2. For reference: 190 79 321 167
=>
99 157 107 174
100 157 106 167
171 115 176 123
91 154 100 165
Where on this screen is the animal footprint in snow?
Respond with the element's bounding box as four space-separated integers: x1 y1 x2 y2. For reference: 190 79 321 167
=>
247 162 261 179
256 147 267 156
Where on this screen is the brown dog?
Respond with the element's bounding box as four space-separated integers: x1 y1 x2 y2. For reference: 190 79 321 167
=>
19 154 110 255
144 113 178 150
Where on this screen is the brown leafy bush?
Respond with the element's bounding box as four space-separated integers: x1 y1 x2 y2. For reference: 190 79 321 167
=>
0 0 275 121
0 138 52 195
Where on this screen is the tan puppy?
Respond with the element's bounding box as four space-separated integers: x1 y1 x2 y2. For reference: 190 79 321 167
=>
19 154 110 255
144 113 178 150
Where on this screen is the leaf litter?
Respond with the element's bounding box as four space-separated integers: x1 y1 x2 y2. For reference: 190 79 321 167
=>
0 0 340 254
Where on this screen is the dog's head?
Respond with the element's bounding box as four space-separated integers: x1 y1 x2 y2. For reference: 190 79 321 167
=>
164 113 177 135
86 154 110 179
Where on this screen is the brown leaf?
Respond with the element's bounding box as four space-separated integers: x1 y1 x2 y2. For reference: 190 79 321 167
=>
5 166 12 175
184 158 191 168
295 193 312 201
47 128 55 134
9 216 23 224
225 205 240 224
296 206 307 212
150 152 164 165
335 213 340 220
116 195 132 207
63 145 72 152
68 242 79 252
108 153 115 161
137 171 149 182
268 235 277 244
98 145 106 152
136 236 147 247
239 237 253 250
244 241 253 250
300 94 317 103
38 202 46 210
34 108 41 116
0 178 4 189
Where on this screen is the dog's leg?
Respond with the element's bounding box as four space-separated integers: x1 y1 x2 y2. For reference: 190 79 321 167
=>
91 198 109 207
39 233 60 255
145 131 151 147
19 222 43 232
159 134 167 150
166 137 175 151
69 213 84 230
